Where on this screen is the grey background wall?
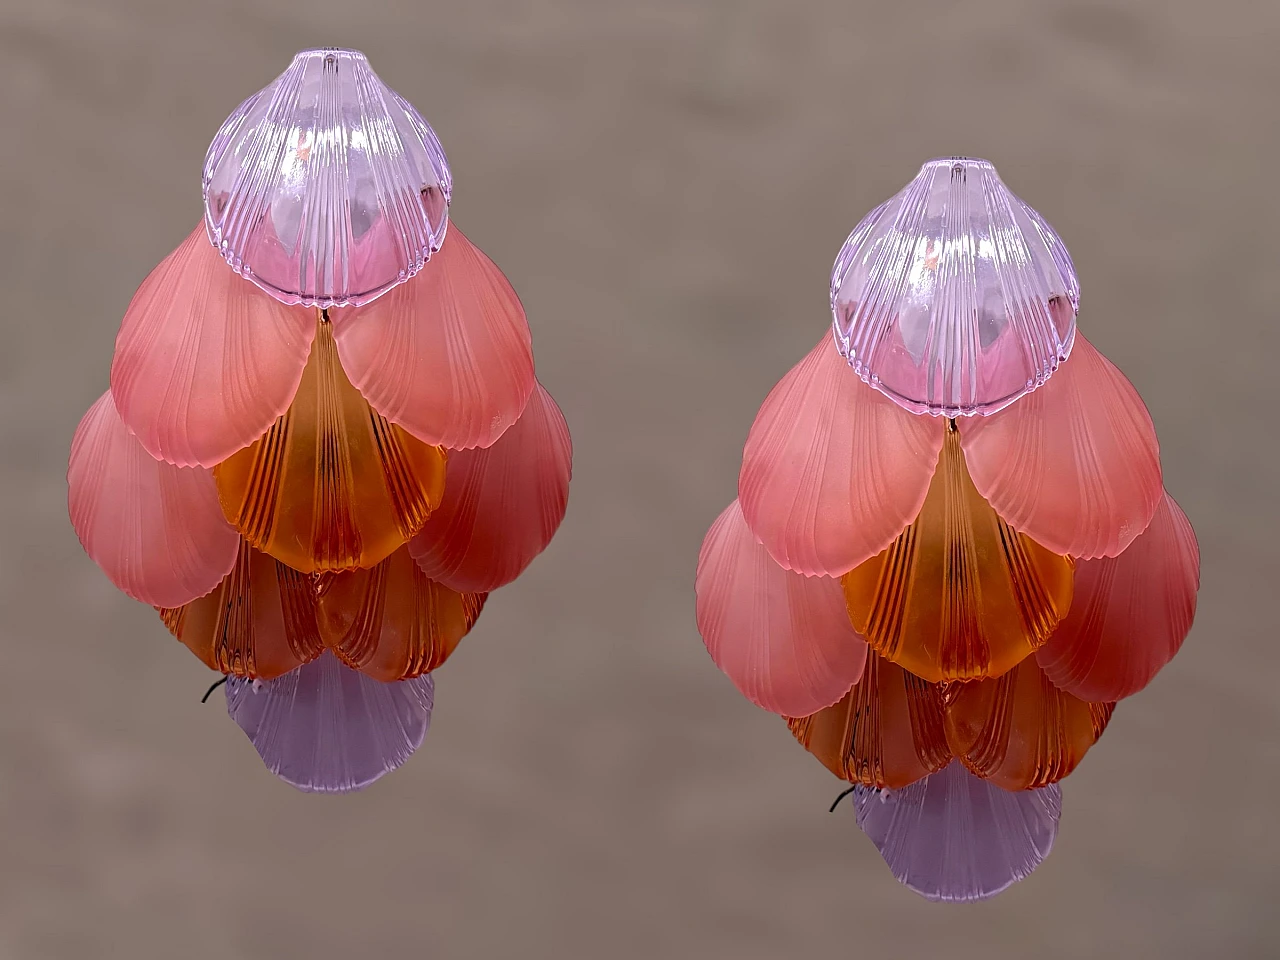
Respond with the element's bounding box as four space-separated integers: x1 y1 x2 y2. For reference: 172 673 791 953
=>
1 1 1275 957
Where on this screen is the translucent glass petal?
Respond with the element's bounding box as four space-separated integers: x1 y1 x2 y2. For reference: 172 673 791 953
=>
1037 492 1199 701
409 382 572 592
67 391 239 607
330 225 536 451
786 652 951 789
959 333 1163 559
204 48 451 307
110 224 316 467
213 317 447 573
831 157 1077 416
158 541 324 680
695 500 868 717
738 335 944 577
843 427 1074 683
316 546 487 682
224 651 434 793
944 656 1115 791
851 760 1061 903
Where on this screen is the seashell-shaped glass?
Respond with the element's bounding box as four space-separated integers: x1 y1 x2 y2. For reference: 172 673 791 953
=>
830 157 1078 417
224 651 435 793
203 47 451 308
851 760 1062 902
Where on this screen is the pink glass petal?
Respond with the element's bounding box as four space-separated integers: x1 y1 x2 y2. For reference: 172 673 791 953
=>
695 500 868 717
1037 492 1198 701
204 48 451 307
831 157 1078 416
739 336 944 577
409 382 572 592
223 650 434 794
330 225 536 450
851 759 1062 902
110 224 317 467
67 391 239 607
960 333 1162 559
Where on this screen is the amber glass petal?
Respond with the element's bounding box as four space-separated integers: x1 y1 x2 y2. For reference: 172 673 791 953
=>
158 540 324 680
213 318 447 573
786 653 951 789
842 427 1074 683
316 546 486 682
944 656 1115 791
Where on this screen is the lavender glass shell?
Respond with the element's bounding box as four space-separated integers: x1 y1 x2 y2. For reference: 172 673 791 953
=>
203 47 451 308
851 760 1062 902
224 651 435 794
831 157 1078 417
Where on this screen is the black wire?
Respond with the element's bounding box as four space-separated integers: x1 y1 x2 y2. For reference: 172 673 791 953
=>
828 785 857 812
201 676 229 703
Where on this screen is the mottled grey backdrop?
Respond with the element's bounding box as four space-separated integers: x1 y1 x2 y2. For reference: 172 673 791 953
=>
1 1 1276 957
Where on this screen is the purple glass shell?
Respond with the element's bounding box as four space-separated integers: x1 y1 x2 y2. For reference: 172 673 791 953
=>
851 760 1062 902
203 47 451 308
224 652 435 794
831 157 1078 417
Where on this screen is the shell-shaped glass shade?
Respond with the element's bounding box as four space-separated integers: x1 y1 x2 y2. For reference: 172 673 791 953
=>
203 47 451 308
831 157 1078 416
851 760 1062 902
224 651 434 793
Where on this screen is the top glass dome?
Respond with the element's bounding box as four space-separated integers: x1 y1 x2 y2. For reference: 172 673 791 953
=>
203 48 452 308
830 157 1078 417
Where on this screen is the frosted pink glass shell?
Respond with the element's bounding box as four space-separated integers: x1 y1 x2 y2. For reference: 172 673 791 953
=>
695 500 868 717
330 225 536 450
409 382 572 592
1038 492 1199 701
110 224 316 468
204 48 451 308
831 157 1077 416
67 391 239 607
960 333 1162 559
739 336 944 577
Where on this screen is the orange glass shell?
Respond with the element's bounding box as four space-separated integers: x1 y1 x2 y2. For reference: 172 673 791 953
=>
786 651 952 790
842 426 1074 683
944 656 1116 791
317 546 486 682
158 540 324 680
214 316 447 574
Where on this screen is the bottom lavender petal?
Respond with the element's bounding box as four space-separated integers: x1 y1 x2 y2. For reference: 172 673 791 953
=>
224 651 434 793
852 760 1061 902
